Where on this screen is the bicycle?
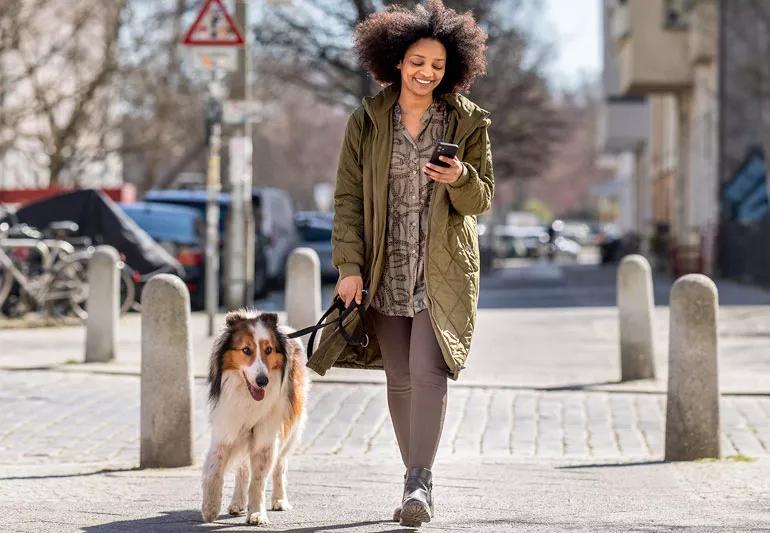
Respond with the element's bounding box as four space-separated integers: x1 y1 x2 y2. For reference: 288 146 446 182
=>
0 221 135 319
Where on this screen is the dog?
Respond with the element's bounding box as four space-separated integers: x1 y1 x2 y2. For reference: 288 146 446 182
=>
201 309 309 525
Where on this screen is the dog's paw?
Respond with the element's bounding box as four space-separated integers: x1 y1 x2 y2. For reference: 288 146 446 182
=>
201 502 219 523
271 498 292 511
247 511 270 525
228 502 246 515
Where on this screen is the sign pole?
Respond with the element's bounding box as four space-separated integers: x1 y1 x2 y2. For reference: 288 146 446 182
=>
205 94 222 337
182 0 245 330
223 0 253 309
238 0 255 306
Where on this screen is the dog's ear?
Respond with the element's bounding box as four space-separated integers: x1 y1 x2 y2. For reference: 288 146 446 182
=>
279 332 291 389
225 309 252 329
261 312 291 388
260 312 279 329
208 327 231 405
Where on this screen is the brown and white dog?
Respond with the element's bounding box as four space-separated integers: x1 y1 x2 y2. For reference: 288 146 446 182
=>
201 309 309 525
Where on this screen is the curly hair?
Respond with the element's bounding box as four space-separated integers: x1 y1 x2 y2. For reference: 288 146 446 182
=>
354 0 488 95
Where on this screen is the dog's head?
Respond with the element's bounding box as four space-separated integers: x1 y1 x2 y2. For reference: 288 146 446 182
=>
208 309 290 405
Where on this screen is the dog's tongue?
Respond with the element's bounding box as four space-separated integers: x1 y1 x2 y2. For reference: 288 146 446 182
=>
247 383 265 402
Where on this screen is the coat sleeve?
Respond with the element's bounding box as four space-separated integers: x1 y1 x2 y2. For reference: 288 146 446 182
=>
331 110 365 280
447 123 494 216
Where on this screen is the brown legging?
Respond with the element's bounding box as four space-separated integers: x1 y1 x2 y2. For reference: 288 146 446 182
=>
371 308 450 469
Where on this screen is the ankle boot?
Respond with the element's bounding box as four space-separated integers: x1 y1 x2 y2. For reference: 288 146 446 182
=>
392 471 406 522
399 467 433 527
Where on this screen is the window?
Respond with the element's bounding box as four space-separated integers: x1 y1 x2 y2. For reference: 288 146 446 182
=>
664 0 695 30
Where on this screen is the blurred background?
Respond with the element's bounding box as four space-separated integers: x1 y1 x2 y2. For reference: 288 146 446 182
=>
0 0 767 319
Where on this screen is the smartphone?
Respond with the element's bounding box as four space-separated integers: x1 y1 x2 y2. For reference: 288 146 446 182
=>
429 142 459 168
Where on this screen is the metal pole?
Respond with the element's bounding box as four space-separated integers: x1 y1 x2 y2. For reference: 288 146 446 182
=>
223 0 254 309
206 120 221 337
237 0 255 305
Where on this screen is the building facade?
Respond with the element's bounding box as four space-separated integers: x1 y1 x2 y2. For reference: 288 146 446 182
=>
603 0 719 275
596 0 650 243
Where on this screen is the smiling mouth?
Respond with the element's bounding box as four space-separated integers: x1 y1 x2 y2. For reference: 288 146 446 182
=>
415 78 432 86
242 372 266 401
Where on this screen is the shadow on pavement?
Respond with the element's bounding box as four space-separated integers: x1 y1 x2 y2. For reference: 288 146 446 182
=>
536 380 622 392
0 466 140 481
557 460 667 469
82 512 400 532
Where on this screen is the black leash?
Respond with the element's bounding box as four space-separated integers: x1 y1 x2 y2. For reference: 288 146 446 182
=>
287 290 370 359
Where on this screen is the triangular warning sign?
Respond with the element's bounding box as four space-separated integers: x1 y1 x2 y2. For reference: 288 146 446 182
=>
182 0 245 46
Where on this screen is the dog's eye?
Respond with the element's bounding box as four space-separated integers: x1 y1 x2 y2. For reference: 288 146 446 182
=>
242 347 252 356
265 346 273 355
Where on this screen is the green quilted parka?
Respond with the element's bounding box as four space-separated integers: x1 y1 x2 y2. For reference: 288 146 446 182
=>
306 84 494 380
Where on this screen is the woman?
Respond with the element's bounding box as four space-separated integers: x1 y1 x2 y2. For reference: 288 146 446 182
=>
307 0 492 527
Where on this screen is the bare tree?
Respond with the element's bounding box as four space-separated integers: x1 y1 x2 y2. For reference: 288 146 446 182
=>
0 0 126 187
117 0 209 194
0 0 212 192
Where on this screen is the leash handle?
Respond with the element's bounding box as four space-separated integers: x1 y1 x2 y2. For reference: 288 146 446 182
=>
290 290 369 360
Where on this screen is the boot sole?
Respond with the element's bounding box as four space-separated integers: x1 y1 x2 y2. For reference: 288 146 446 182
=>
399 499 432 527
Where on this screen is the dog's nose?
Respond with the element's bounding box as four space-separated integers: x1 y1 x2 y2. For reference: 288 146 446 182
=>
256 375 269 388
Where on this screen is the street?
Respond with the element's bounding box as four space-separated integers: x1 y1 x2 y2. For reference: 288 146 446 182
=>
1 260 770 531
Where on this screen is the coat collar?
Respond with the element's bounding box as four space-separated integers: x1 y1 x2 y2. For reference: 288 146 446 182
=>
362 84 490 141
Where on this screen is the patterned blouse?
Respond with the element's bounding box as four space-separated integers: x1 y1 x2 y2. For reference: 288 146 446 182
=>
372 100 449 317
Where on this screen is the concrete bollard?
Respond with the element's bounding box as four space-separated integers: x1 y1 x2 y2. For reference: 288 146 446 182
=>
84 245 119 363
140 274 194 468
617 255 656 381
285 248 321 345
665 274 720 461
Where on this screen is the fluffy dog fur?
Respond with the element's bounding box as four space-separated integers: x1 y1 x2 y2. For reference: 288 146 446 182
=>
201 309 309 525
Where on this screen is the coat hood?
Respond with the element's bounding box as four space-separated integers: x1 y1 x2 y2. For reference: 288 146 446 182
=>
361 84 490 141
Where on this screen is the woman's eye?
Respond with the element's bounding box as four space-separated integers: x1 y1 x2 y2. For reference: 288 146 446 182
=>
411 61 423 67
433 65 444 70
242 347 252 356
265 346 273 355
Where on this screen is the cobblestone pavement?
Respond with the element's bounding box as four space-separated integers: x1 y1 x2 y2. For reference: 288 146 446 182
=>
1 370 768 469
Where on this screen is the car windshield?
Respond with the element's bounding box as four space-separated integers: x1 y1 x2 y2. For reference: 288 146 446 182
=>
121 205 199 245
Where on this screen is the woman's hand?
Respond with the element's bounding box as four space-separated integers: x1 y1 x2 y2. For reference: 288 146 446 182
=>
424 156 464 185
338 274 363 307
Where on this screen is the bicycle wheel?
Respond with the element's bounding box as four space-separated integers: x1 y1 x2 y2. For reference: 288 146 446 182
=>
0 264 13 315
51 253 135 318
118 263 137 314
49 254 89 320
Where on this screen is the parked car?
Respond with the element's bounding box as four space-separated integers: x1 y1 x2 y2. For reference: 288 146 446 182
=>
492 224 547 258
258 188 301 285
119 202 205 309
143 187 299 295
561 220 595 246
294 211 336 281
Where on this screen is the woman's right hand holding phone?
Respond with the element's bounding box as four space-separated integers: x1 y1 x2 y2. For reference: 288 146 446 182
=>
338 275 363 307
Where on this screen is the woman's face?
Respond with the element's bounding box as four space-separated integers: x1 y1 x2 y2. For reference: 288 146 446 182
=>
397 38 447 98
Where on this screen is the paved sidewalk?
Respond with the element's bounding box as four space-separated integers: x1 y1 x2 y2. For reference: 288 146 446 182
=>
2 455 770 532
1 370 768 469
